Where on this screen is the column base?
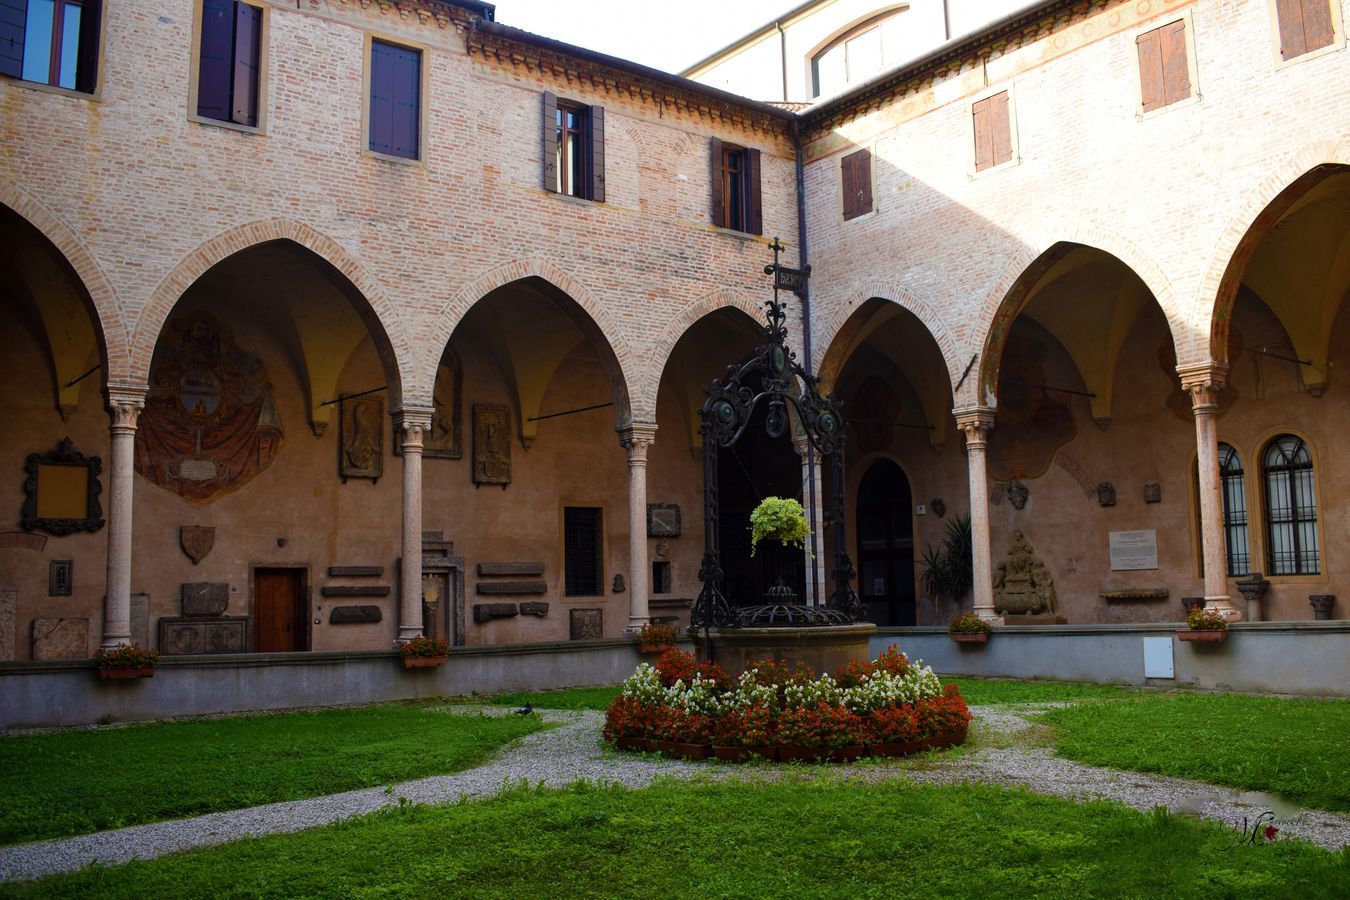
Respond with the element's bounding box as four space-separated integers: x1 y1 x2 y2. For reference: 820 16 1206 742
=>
624 620 651 635
1203 597 1243 623
394 628 424 646
99 631 132 651
975 611 1004 626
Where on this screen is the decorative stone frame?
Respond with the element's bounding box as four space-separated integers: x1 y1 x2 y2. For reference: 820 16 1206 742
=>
21 439 104 536
185 0 271 136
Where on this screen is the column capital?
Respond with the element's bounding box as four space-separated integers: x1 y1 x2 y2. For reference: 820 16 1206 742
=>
1177 361 1228 411
105 383 147 433
618 421 657 460
953 405 996 441
392 404 434 450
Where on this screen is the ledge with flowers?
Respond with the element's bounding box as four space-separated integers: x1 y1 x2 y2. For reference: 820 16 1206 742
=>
603 645 971 763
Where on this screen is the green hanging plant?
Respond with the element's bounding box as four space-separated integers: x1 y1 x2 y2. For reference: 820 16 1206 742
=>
748 496 811 557
919 514 973 603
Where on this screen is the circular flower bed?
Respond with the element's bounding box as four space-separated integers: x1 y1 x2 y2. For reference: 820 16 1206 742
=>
603 645 970 763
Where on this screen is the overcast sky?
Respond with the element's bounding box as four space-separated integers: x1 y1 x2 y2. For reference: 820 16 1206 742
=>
491 1 794 73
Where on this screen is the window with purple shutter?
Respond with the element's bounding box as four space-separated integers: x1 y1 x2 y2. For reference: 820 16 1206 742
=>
4 0 102 92
370 39 420 160
196 0 261 126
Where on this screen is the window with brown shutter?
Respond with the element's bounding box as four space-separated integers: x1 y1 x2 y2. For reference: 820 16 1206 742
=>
198 1 262 127
842 149 873 220
3 0 102 92
711 139 762 234
1137 20 1191 113
542 93 605 201
972 92 1011 173
1275 0 1336 60
369 39 420 159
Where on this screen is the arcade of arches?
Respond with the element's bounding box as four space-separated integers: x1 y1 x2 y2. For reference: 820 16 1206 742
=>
2 164 1347 660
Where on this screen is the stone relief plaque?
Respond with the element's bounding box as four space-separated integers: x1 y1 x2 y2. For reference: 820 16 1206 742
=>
569 608 602 640
340 396 384 482
473 405 512 487
424 348 463 459
1109 530 1158 571
136 312 283 503
647 503 682 537
180 525 215 564
158 617 248 655
31 617 88 659
49 560 73 596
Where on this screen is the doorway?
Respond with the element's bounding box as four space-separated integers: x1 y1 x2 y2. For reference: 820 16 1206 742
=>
856 459 916 625
253 567 308 652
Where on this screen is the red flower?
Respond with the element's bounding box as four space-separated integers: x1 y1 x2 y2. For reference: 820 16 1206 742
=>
1264 826 1279 842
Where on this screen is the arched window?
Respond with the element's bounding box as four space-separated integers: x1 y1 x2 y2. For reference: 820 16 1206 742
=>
1262 435 1319 575
811 8 908 98
1217 443 1249 577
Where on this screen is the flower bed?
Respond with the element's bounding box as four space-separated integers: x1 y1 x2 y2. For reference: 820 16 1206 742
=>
603 645 970 763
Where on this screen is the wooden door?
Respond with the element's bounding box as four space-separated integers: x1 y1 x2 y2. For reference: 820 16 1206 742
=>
254 568 306 652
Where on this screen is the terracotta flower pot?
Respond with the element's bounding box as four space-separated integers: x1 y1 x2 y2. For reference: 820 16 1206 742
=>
925 728 967 750
402 655 448 668
616 736 650 753
674 742 711 761
777 744 826 762
1177 630 1228 643
950 632 989 644
828 745 865 763
637 643 672 655
650 739 678 756
98 667 154 679
870 741 923 758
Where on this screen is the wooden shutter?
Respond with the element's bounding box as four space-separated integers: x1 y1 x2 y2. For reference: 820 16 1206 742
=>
972 96 993 171
391 44 420 159
197 0 233 120
1301 0 1336 54
745 147 762 235
542 91 558 192
587 104 605 203
0 0 27 80
73 0 100 93
1275 0 1308 59
842 149 872 220
1136 27 1165 112
368 40 394 155
1159 21 1190 105
841 152 858 219
989 92 1012 166
710 137 725 227
231 1 261 126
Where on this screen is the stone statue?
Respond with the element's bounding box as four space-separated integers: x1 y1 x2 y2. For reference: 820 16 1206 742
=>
992 529 1058 616
1007 480 1029 510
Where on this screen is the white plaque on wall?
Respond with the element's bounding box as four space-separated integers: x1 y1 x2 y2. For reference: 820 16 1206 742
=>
1109 530 1159 571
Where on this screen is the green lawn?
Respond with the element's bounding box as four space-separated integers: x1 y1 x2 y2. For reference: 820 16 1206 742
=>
0 704 544 845
5 781 1345 898
480 685 621 710
1039 693 1350 812
945 677 1139 706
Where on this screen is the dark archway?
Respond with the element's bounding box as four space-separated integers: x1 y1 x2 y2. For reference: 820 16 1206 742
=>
856 459 915 626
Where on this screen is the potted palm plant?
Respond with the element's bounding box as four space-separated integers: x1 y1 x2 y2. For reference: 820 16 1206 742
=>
920 515 973 612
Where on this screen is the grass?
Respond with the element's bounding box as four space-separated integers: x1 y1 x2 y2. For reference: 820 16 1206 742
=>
5 781 1346 898
945 677 1139 706
0 703 544 846
481 685 622 710
1039 693 1350 812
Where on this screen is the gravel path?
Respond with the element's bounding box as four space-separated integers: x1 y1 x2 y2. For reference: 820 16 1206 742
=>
2 703 1346 883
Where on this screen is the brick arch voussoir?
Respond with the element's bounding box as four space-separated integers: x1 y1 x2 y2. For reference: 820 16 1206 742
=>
429 257 638 426
0 178 129 380
639 288 766 417
972 227 1187 406
815 281 964 394
1198 140 1350 368
133 220 417 405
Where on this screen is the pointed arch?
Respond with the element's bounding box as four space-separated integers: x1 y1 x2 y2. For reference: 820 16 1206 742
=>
1198 141 1350 369
641 287 766 416
815 280 963 390
0 178 124 381
973 228 1187 408
429 258 636 426
133 219 416 404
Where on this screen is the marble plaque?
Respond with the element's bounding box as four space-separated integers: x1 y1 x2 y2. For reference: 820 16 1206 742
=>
647 504 682 537
182 582 229 617
159 617 248 655
1109 530 1159 571
0 590 15 661
130 593 150 647
32 617 89 660
570 608 602 640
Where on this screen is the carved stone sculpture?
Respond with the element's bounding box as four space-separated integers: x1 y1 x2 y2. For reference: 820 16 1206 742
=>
1007 480 1029 510
473 405 512 487
992 530 1057 616
1142 483 1161 504
1097 482 1116 507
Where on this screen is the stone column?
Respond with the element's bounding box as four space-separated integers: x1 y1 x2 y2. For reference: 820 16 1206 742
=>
102 384 146 649
1180 363 1240 620
793 437 826 605
394 406 434 645
955 406 1000 624
620 423 657 632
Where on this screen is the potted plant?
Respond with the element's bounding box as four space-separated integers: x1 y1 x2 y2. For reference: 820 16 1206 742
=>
748 496 811 556
712 703 778 763
920 515 973 610
867 705 923 757
777 702 866 762
659 705 713 760
1178 607 1229 642
635 622 677 655
94 643 159 679
603 694 652 752
948 612 992 644
399 635 449 668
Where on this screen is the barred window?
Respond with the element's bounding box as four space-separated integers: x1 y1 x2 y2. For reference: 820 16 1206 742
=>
1262 435 1319 575
1218 443 1250 577
564 507 603 596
